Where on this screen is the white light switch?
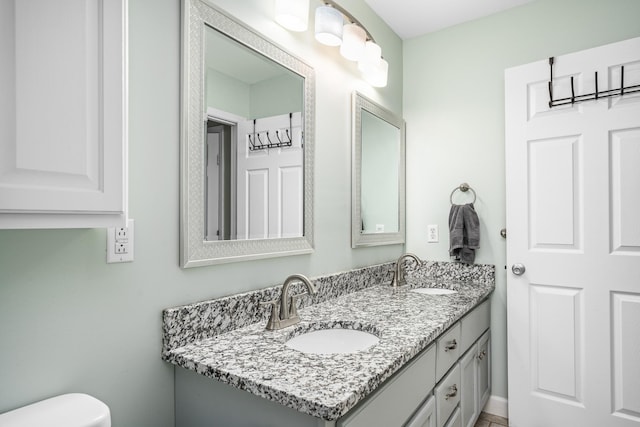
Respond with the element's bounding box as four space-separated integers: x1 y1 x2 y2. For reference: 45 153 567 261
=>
107 219 134 263
427 224 439 243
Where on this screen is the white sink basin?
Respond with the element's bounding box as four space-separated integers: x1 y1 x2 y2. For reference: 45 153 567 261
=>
285 328 379 354
411 288 458 295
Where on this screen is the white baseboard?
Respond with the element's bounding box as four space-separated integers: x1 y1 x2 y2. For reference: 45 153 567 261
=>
482 395 508 419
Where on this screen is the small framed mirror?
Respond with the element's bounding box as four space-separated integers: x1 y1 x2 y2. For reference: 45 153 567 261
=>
180 0 315 267
351 92 405 247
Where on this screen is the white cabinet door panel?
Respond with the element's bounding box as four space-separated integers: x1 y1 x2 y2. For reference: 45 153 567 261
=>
0 0 127 228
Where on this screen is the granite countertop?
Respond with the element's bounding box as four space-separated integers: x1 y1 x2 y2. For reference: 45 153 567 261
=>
164 279 494 421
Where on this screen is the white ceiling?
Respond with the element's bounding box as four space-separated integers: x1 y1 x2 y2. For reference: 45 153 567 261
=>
363 0 536 40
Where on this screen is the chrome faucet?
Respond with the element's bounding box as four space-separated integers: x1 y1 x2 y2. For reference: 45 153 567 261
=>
390 253 422 287
261 274 317 330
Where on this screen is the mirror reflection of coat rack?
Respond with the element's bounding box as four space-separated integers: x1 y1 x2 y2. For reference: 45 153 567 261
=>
180 0 315 267
351 92 405 248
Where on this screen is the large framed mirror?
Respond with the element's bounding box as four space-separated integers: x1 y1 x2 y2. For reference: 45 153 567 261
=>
351 92 405 247
180 0 315 267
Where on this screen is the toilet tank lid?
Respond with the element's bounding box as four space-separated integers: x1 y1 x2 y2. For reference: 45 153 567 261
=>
0 393 111 427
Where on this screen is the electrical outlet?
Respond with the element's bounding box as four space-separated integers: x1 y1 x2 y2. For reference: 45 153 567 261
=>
115 227 128 240
107 219 134 263
427 224 439 243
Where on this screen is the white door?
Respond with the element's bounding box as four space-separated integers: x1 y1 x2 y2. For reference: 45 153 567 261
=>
505 37 640 427
236 112 303 240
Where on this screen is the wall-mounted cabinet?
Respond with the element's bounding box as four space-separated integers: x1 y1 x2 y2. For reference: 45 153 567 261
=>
0 0 128 229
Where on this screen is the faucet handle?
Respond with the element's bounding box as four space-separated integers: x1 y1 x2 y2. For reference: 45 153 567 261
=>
260 299 281 330
288 292 308 318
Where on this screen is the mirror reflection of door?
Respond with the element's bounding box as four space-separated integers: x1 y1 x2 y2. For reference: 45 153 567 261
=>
205 110 303 242
236 113 303 240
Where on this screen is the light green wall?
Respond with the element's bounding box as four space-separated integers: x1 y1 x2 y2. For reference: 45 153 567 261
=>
0 0 402 426
250 74 303 119
206 67 251 118
206 70 302 119
404 0 640 400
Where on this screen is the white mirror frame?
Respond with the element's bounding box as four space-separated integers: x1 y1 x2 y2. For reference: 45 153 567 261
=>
180 0 315 267
351 92 405 248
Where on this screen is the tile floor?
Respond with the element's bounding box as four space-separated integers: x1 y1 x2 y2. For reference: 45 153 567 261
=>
474 412 509 427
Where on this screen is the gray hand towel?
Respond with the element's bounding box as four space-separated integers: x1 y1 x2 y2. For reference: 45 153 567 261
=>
449 203 480 264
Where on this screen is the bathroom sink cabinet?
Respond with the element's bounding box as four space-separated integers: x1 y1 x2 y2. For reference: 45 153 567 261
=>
0 0 128 229
174 299 491 427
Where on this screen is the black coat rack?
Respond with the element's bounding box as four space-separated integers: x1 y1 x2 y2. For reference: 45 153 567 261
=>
248 113 294 151
548 57 640 108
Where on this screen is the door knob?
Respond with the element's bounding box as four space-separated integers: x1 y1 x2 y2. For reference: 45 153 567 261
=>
511 263 526 276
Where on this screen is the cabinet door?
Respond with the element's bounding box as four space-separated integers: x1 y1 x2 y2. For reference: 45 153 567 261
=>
0 0 127 228
477 331 491 409
444 407 462 427
405 395 436 427
459 346 478 427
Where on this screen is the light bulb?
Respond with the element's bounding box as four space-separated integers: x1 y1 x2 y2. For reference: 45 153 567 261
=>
340 24 366 61
275 0 309 32
363 58 388 88
315 5 343 46
357 40 382 74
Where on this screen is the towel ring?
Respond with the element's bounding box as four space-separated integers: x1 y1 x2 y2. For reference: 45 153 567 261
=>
450 183 477 205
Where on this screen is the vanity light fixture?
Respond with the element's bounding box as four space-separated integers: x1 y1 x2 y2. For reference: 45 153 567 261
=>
274 0 388 87
274 0 309 32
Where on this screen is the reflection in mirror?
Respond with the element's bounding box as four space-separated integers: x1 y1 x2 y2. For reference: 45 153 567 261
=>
352 92 405 248
180 0 314 267
204 25 304 241
360 109 400 234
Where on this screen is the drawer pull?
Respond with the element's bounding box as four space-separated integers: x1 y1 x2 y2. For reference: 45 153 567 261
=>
477 350 487 360
444 339 457 352
445 384 458 400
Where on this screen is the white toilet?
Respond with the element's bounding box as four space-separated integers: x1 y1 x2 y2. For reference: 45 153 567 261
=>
0 393 110 427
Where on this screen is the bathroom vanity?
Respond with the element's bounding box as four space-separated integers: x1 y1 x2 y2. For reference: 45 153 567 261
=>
163 262 494 427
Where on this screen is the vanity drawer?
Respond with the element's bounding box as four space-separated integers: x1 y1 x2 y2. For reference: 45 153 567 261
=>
435 364 461 427
339 344 436 427
460 300 490 351
436 323 461 381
